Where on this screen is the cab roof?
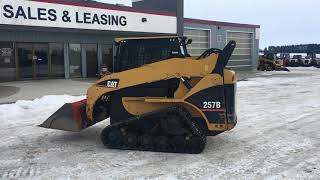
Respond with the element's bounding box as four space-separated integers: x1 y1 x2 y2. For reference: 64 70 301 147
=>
115 36 179 43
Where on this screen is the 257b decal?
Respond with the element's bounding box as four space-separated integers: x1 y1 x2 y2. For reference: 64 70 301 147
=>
203 101 221 109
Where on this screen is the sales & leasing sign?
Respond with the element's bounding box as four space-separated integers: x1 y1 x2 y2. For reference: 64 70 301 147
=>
0 0 177 34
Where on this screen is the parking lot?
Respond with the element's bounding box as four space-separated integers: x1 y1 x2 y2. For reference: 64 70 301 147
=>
0 67 319 179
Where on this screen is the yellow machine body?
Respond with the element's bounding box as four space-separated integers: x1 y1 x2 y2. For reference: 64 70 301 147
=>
40 36 238 154
86 53 236 132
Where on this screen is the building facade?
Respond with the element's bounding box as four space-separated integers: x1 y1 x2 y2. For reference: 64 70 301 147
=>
184 18 260 70
0 0 260 82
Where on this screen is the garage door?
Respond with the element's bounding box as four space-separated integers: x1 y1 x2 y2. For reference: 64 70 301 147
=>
184 28 210 57
226 32 253 68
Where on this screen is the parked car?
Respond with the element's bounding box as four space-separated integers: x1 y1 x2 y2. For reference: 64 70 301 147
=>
287 55 302 67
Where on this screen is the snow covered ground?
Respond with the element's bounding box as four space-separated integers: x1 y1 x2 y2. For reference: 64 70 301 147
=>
0 68 319 180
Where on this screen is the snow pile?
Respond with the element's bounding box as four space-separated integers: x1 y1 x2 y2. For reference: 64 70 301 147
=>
0 95 85 127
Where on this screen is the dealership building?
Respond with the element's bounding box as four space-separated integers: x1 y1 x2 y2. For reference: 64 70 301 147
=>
0 0 260 82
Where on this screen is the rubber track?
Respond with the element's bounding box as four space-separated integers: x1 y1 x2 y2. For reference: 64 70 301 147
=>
101 106 207 154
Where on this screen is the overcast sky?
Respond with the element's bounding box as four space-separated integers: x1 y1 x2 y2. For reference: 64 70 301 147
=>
97 0 319 48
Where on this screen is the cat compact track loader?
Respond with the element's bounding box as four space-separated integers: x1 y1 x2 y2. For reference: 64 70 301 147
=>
258 53 290 72
40 36 237 154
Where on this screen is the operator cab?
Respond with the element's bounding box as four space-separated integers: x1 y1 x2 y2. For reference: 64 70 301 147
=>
263 53 277 61
113 36 192 72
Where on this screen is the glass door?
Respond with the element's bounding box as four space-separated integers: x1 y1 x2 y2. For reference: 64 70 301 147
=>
49 43 65 78
69 44 82 78
17 43 49 79
85 44 98 77
17 43 33 79
34 44 49 78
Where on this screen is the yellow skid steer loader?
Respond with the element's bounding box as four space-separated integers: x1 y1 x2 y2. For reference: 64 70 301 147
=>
40 36 237 154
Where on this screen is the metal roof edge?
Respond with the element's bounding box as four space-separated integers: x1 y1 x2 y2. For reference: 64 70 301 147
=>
184 18 260 29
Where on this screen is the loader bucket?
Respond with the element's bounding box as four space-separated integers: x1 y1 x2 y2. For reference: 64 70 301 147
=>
39 99 88 132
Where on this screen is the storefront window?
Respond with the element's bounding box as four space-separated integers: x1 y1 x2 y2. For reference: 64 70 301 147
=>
102 44 113 72
84 44 98 77
50 43 64 78
69 44 82 78
0 42 15 82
